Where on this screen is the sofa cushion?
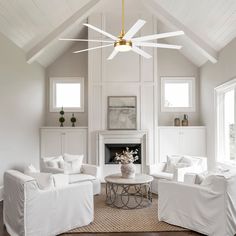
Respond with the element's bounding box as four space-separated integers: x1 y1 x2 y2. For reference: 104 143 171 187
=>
152 172 173 180
52 174 69 187
69 174 96 184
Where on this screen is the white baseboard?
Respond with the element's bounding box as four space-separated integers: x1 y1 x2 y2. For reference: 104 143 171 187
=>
0 186 3 201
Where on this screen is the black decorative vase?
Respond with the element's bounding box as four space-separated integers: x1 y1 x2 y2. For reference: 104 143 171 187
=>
59 107 65 127
70 113 76 127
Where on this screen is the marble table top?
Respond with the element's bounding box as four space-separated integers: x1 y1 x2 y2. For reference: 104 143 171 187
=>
105 173 153 185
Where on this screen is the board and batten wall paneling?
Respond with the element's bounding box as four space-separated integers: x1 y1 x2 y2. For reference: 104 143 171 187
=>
45 42 88 127
0 32 45 195
88 13 158 165
200 38 236 170
157 48 201 126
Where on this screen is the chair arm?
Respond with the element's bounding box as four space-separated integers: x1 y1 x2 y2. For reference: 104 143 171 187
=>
81 164 100 179
147 163 166 175
41 167 64 174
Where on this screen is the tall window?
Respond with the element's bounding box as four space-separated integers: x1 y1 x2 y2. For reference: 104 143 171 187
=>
161 77 195 112
50 77 84 112
215 79 236 162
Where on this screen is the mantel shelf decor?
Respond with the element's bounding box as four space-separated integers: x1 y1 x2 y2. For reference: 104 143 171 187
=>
107 96 137 130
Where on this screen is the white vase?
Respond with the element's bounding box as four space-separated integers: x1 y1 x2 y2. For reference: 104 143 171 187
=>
121 163 136 179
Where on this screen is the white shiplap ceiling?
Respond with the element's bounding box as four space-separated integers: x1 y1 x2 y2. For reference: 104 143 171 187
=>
0 0 236 67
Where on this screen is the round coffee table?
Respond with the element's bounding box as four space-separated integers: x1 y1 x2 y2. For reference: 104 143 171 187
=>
105 173 153 209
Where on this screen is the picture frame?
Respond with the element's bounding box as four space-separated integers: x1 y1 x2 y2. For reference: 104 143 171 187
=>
107 96 137 130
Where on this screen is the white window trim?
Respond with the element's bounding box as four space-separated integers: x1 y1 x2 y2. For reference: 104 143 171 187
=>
161 77 196 112
215 78 236 163
50 77 84 112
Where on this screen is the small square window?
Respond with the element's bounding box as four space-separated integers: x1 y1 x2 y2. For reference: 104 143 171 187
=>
161 77 195 112
50 77 84 112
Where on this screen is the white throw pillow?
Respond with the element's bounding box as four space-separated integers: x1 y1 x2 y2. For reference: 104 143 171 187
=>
44 156 63 168
179 156 193 166
63 153 84 162
47 160 59 168
165 155 183 173
24 164 39 174
27 172 54 190
64 159 83 174
58 160 65 169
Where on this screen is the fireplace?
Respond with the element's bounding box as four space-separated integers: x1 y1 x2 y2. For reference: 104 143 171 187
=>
97 130 148 181
105 143 141 164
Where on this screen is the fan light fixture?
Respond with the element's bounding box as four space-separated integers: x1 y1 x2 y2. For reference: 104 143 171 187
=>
114 39 132 52
59 0 185 60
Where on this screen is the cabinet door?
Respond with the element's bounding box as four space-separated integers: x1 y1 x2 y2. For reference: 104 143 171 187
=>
159 128 181 162
41 130 62 157
63 129 87 162
181 128 206 156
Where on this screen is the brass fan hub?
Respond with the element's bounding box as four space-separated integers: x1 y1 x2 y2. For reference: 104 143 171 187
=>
114 39 132 48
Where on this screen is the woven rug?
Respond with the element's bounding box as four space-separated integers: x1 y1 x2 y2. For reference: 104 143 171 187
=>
65 188 189 234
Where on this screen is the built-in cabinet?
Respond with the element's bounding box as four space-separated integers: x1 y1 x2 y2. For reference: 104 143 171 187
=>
158 126 206 162
40 127 88 162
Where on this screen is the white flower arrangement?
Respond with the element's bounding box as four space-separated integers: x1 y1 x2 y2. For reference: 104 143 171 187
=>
115 147 139 164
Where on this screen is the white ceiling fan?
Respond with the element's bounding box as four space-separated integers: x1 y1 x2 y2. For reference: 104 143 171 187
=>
60 0 184 60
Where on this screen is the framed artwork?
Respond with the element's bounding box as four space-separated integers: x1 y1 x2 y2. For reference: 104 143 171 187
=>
107 96 137 130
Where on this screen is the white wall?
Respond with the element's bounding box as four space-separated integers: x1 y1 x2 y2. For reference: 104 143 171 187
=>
201 38 236 170
158 48 201 126
45 43 88 127
0 33 45 199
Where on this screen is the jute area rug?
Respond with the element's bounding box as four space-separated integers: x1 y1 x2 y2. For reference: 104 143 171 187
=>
66 188 189 234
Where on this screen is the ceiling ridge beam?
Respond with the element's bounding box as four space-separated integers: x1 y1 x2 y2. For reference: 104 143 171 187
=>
142 0 218 64
26 0 101 64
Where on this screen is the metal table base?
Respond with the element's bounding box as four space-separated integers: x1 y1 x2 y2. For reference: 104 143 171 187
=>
105 182 152 209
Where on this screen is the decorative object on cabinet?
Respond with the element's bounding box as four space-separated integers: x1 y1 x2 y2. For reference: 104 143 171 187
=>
107 96 137 130
158 126 206 162
59 107 65 127
174 117 181 126
115 147 139 179
182 114 189 126
71 113 77 127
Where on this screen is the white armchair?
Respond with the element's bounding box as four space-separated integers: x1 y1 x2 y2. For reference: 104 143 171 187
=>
158 172 236 236
3 170 94 236
41 155 101 195
148 155 207 194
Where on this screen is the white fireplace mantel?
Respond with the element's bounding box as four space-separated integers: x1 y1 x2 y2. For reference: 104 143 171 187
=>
97 130 149 180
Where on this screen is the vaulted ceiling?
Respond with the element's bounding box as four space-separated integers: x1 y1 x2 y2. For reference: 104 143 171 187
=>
0 0 236 67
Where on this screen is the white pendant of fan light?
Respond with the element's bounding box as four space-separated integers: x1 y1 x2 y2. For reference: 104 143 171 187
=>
59 0 184 60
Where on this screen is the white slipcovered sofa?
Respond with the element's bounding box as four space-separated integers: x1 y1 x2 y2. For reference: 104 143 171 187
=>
158 171 236 236
41 153 101 195
3 170 94 236
148 155 207 194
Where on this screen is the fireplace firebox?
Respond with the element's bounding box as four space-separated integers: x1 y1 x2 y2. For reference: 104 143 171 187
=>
105 143 141 164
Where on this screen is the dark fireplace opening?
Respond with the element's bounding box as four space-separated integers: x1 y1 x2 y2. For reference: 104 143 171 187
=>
105 143 141 164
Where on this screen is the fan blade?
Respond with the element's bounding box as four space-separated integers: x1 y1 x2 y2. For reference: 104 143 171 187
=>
59 38 114 43
73 44 113 54
123 20 146 40
107 49 119 60
132 46 152 59
132 31 184 42
84 23 118 41
134 42 182 49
